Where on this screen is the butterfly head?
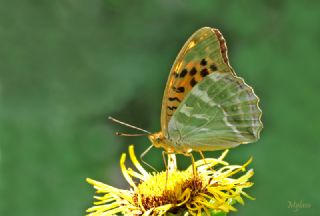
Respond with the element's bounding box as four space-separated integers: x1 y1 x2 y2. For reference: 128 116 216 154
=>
148 132 171 152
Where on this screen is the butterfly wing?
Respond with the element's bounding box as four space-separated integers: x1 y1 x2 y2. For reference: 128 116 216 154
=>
167 72 262 152
161 27 235 135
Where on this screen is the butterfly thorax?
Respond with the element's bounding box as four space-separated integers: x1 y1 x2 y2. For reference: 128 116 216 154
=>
148 132 173 153
148 132 192 154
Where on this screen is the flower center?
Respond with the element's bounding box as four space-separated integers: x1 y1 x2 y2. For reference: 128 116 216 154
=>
132 170 206 210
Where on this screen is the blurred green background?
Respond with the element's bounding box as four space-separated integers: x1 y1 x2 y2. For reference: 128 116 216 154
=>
1 0 319 215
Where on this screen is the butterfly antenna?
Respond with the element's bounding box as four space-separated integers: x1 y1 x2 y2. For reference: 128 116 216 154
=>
108 116 152 135
116 132 148 137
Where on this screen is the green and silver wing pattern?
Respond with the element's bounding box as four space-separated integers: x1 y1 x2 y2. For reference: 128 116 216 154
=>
167 72 262 153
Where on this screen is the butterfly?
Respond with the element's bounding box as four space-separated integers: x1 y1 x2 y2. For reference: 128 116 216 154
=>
111 27 262 155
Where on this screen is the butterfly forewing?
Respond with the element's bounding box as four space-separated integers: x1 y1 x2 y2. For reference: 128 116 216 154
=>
168 72 262 152
161 27 235 135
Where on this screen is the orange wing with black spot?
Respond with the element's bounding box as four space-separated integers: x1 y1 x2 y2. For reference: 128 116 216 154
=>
160 27 235 135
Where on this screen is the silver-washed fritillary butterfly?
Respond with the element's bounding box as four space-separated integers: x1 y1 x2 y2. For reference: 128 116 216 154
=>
112 27 263 155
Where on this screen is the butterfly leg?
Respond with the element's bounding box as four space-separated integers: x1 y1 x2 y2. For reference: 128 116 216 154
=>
140 145 157 172
162 151 177 191
162 150 168 170
199 151 214 172
184 152 198 190
198 151 216 186
162 151 169 191
185 152 197 177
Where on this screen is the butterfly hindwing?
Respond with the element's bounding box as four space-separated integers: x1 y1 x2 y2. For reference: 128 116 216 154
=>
167 72 262 152
161 27 235 135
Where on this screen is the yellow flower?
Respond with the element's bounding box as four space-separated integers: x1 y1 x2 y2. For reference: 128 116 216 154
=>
86 145 254 216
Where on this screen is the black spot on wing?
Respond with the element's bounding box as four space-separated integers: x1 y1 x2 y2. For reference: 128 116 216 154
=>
167 106 177 111
168 97 181 102
179 69 188 78
210 64 218 71
173 86 185 93
200 68 209 77
189 67 197 76
200 58 207 66
190 78 197 87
